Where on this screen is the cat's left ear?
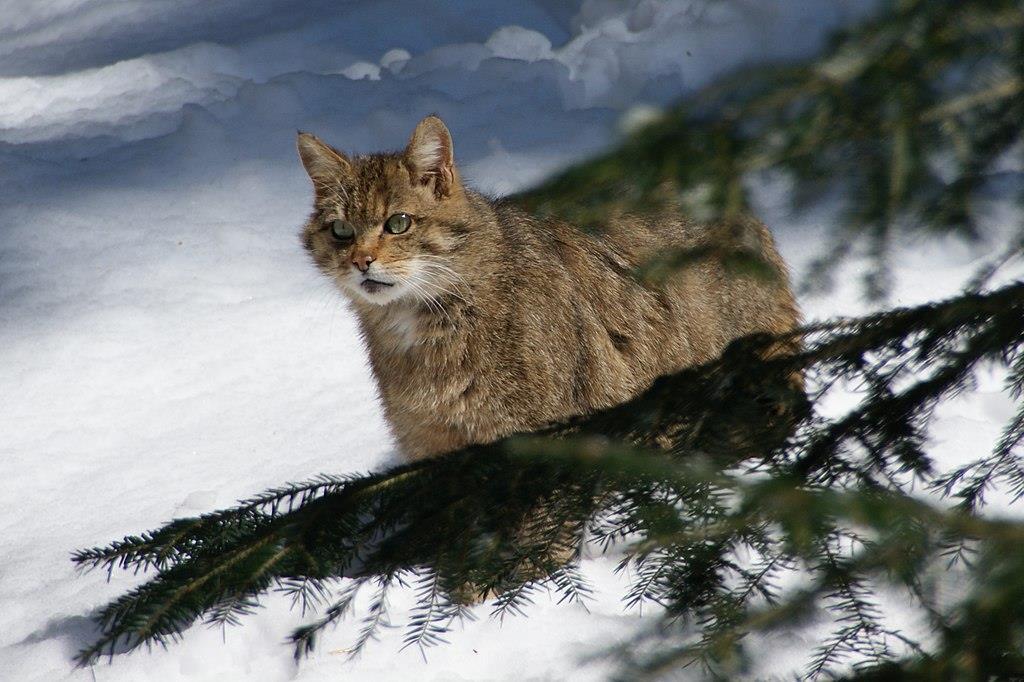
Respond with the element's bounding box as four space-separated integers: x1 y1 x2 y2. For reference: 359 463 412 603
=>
296 132 353 187
404 115 457 199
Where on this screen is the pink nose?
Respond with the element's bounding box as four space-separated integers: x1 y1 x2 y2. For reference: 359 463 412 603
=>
352 253 376 272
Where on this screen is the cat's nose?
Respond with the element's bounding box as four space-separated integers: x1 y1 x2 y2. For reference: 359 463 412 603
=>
352 253 376 272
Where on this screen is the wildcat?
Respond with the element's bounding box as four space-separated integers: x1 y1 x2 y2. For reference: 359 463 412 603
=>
297 115 799 461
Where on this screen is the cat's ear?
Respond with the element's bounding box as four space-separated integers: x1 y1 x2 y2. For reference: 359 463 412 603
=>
404 115 456 199
296 132 352 187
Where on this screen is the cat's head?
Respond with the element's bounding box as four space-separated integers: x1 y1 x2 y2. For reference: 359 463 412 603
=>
297 116 472 306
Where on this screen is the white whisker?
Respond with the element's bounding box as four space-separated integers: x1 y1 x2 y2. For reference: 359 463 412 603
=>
404 273 458 329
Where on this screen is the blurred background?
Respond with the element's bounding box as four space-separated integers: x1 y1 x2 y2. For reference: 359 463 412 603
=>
1 1 1021 680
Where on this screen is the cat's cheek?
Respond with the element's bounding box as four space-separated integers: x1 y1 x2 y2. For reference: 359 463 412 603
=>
324 245 350 273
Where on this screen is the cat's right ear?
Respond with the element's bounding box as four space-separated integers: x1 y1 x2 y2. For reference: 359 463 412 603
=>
296 132 352 188
404 116 456 199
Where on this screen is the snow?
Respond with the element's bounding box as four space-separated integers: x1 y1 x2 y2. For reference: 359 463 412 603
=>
1 1 1018 680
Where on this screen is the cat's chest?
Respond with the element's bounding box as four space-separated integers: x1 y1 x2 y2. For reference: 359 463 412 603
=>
372 306 422 352
365 308 464 380
364 312 477 410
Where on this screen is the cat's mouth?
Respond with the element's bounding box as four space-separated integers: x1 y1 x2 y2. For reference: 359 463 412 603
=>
360 278 395 294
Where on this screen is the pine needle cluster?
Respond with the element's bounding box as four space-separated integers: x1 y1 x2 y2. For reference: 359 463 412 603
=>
516 0 1024 299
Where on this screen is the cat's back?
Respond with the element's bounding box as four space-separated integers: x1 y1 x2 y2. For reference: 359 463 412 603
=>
595 210 799 350
491 201 798 366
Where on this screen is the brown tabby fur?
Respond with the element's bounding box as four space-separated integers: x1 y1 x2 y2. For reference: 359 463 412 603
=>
298 116 800 461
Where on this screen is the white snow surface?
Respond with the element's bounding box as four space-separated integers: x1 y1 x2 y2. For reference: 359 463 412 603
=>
1 1 1020 680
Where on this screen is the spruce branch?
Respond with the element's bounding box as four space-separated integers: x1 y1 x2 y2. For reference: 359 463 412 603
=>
514 0 1024 298
71 277 1024 677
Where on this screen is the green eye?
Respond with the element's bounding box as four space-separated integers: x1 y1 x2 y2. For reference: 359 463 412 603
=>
384 213 412 234
330 219 355 240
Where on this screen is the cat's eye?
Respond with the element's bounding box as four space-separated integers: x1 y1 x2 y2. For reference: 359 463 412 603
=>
384 213 412 235
330 219 355 240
